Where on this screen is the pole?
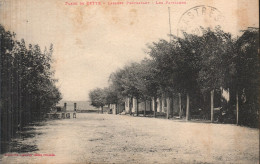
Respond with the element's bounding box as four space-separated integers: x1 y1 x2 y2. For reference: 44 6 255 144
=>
168 7 172 41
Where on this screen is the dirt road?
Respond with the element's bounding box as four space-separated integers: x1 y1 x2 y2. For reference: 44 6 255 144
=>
1 113 259 164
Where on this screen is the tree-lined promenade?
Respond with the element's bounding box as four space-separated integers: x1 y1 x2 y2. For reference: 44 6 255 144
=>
0 25 62 153
1 113 259 164
90 28 259 128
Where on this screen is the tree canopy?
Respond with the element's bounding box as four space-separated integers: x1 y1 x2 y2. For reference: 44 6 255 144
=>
1 24 62 145
89 28 259 128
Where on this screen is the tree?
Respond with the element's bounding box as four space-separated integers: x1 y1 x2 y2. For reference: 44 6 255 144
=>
147 39 179 118
134 59 160 117
109 63 142 115
147 38 200 120
196 29 235 122
89 88 106 113
103 86 119 105
233 28 259 127
1 24 61 151
87 27 259 128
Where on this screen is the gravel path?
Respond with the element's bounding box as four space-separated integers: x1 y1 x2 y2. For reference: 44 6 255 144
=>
1 113 259 164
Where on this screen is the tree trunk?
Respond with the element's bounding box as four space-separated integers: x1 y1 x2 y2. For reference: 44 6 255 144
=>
179 93 182 118
128 97 130 114
144 99 146 117
158 98 161 113
153 97 157 118
116 103 118 114
171 97 174 118
186 93 190 121
129 97 132 115
166 97 170 119
149 100 152 112
211 90 214 123
136 98 139 116
236 91 239 125
162 96 165 113
132 97 137 116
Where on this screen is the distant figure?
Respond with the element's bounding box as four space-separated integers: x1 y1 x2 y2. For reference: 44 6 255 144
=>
73 103 77 118
62 113 65 119
74 103 77 111
66 113 70 119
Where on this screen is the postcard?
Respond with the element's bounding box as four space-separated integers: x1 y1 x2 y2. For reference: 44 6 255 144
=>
0 0 259 163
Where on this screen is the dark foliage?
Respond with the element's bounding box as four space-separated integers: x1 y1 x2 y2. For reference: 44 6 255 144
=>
89 28 259 128
0 24 62 152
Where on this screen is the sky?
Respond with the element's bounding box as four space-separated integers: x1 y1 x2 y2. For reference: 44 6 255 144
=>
0 0 258 101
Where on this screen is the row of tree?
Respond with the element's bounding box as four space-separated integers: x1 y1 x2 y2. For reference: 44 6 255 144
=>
89 28 259 128
0 24 62 151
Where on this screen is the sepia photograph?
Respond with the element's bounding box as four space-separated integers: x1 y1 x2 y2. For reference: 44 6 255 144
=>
0 0 259 163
